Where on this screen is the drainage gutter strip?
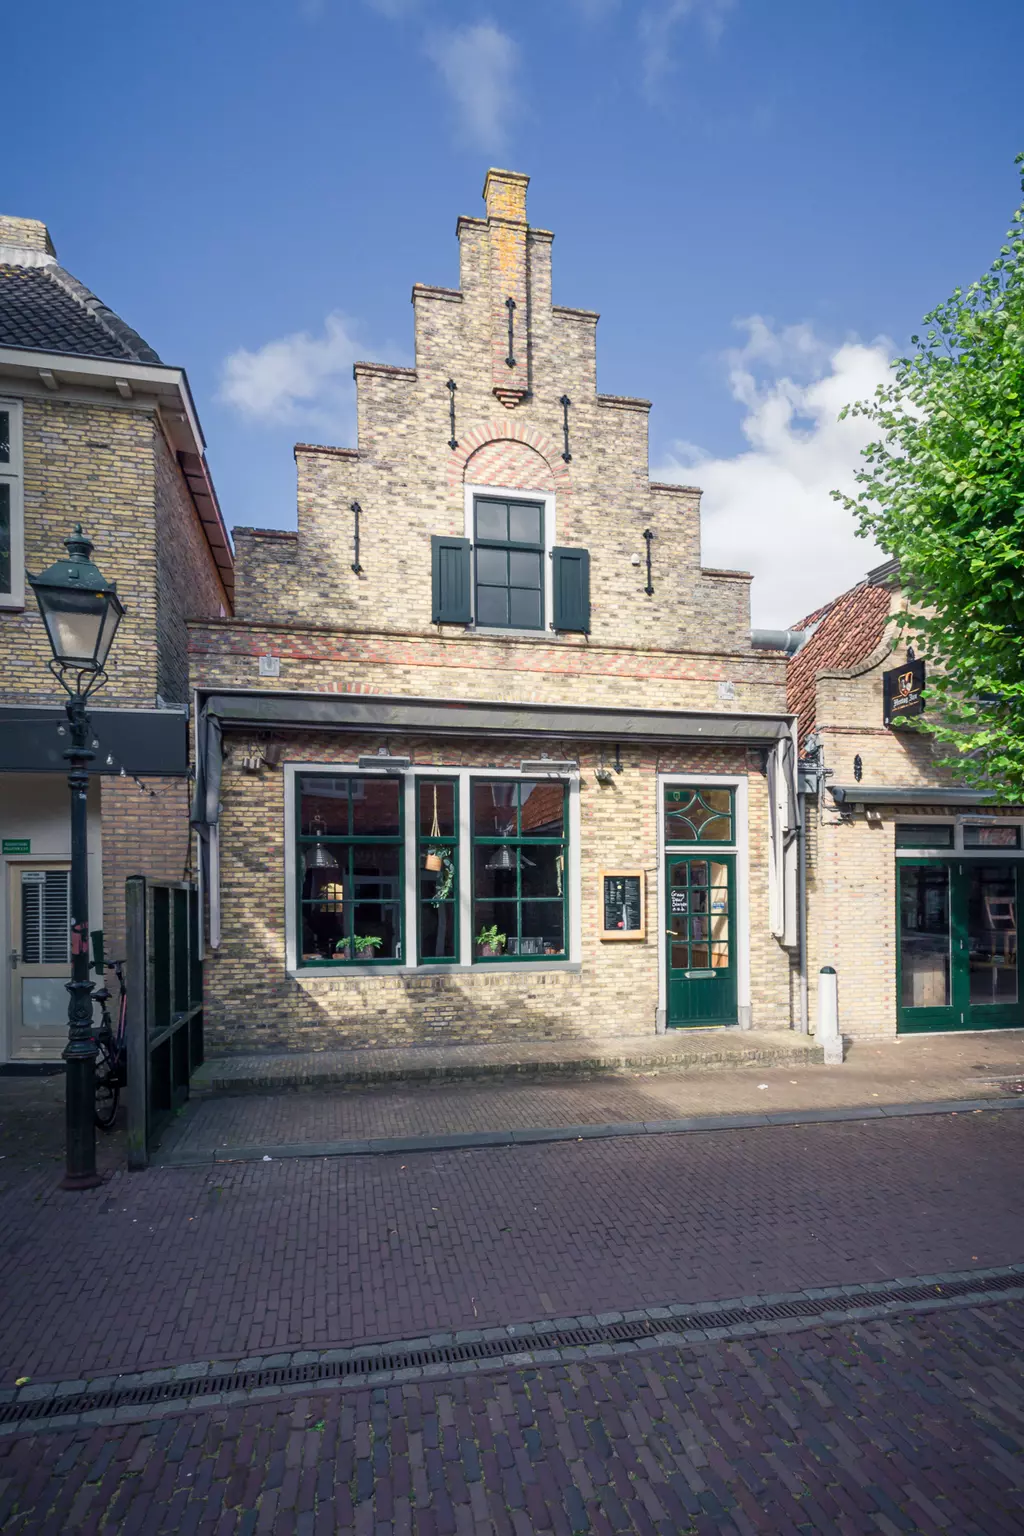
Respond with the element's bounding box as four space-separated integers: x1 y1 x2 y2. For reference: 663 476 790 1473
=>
3 1263 1023 1436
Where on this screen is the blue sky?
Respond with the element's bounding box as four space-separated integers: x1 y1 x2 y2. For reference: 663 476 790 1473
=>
6 1 1024 623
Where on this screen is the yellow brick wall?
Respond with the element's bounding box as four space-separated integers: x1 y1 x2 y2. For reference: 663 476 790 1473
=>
204 731 790 1052
4 397 159 706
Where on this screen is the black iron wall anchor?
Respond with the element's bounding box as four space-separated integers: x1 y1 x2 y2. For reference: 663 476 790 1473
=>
642 528 654 596
350 501 363 574
446 379 458 449
559 395 572 462
505 296 516 368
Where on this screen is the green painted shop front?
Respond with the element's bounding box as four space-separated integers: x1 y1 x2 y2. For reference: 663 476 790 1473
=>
897 854 1023 1033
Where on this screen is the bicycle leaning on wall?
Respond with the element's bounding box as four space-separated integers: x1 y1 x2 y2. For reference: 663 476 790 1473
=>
92 958 127 1130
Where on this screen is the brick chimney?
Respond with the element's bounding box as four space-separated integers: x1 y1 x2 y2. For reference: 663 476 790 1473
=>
0 216 57 261
482 169 530 408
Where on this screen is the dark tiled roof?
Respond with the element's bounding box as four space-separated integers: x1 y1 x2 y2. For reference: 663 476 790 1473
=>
0 264 161 364
787 581 892 748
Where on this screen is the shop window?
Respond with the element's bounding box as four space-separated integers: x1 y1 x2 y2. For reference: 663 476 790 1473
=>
0 399 24 608
473 497 544 630
894 823 954 848
417 778 459 963
963 824 1021 849
297 775 403 966
472 779 567 960
664 786 734 844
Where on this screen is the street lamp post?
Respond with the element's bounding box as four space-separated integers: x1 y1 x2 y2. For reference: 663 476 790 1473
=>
28 526 124 1191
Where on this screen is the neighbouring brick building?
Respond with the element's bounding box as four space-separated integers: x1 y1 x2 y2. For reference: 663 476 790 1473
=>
190 169 805 1054
0 214 233 1062
791 561 1024 1040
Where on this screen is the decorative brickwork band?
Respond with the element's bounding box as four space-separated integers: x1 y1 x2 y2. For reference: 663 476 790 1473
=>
447 419 573 496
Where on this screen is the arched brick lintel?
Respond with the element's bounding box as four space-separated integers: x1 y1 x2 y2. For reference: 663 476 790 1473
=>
448 419 572 496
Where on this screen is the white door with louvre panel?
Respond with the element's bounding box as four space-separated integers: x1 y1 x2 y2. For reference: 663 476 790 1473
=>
8 863 71 1060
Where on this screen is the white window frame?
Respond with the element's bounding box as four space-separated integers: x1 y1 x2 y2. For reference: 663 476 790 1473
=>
656 774 751 1030
0 398 24 609
463 482 555 638
283 762 581 976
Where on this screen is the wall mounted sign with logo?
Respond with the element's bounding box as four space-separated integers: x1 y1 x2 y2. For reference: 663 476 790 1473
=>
883 657 926 728
599 870 646 940
2 839 30 855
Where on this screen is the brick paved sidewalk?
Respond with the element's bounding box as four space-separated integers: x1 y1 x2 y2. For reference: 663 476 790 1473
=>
2 1301 1022 1534
160 1031 1024 1161
2 1111 1024 1386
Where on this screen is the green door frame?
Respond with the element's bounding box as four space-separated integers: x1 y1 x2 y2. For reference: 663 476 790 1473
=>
897 857 1023 1033
665 853 738 1027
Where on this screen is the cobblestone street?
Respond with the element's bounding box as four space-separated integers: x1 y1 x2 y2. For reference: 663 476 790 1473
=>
2 1090 1024 1531
2 1302 1023 1534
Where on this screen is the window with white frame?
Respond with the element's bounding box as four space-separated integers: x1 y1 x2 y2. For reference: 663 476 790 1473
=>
291 768 575 970
0 399 24 607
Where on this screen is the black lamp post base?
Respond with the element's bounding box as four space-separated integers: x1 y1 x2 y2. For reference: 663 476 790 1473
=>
60 1171 104 1191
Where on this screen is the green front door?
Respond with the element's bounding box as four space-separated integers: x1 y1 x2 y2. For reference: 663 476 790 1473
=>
898 859 1022 1032
666 854 738 1026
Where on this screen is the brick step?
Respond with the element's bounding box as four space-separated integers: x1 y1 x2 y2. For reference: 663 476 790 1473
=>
193 1030 824 1095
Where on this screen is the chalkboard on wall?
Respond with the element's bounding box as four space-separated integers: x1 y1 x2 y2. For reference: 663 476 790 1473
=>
599 869 646 940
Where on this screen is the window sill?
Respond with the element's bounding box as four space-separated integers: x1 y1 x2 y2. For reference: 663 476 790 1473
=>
290 960 582 979
0 597 26 612
468 626 556 641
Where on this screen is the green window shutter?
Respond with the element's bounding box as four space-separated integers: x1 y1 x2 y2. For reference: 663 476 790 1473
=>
552 546 590 633
431 535 471 624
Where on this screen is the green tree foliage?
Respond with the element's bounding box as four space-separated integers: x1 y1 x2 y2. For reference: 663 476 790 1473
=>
836 155 1024 797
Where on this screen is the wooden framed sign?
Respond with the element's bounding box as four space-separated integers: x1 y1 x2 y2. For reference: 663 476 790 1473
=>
599 869 646 940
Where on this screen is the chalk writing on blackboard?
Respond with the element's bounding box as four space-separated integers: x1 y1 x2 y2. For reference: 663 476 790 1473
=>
599 870 646 939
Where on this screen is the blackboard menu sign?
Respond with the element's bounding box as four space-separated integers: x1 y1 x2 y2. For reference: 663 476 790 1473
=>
599 869 646 941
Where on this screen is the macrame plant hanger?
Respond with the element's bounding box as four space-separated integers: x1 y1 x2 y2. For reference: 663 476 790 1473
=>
425 785 443 871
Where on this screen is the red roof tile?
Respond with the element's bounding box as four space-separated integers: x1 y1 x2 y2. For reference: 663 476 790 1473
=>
787 581 892 748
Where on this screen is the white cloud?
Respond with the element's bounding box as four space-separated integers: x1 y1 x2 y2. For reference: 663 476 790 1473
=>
425 22 520 152
219 313 364 436
639 0 734 99
653 317 894 627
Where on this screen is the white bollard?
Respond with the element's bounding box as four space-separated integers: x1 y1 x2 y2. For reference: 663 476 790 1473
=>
817 966 844 1065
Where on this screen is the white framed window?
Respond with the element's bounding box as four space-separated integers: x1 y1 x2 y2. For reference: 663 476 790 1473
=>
463 482 555 635
0 398 24 609
283 763 582 974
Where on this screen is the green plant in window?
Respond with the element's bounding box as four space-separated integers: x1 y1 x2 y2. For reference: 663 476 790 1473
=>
333 937 351 959
475 924 506 956
353 934 384 957
430 850 455 906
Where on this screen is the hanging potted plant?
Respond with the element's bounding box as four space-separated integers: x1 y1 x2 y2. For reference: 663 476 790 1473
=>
353 934 384 960
475 925 506 958
430 850 455 906
424 785 444 871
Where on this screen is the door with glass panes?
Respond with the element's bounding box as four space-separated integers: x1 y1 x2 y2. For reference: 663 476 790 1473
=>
8 863 71 1059
665 855 737 1025
898 859 1022 1031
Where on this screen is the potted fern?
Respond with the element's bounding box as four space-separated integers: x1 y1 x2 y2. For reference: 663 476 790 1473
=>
353 934 384 960
475 924 506 958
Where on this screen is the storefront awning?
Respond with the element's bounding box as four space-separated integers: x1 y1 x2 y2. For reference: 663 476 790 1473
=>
199 689 794 746
0 705 188 775
830 785 996 807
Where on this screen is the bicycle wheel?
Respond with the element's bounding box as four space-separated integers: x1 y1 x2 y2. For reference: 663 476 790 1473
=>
94 1037 120 1129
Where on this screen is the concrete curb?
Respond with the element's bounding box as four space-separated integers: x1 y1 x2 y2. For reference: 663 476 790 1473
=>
154 1093 1024 1168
